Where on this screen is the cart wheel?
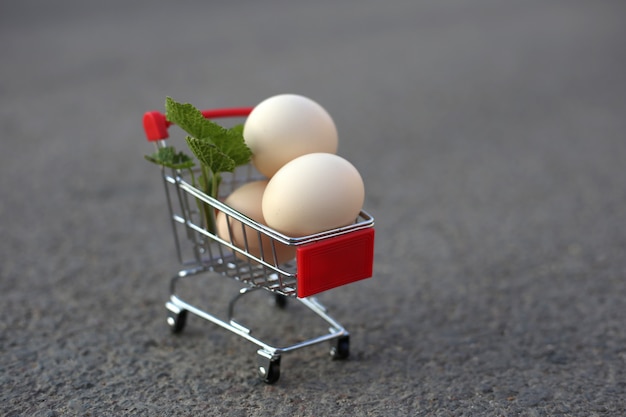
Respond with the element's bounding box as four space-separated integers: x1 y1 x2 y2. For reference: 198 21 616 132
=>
274 294 288 309
257 350 281 384
167 309 187 334
330 335 350 360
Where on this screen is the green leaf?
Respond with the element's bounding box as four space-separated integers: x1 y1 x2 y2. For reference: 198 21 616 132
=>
165 98 252 168
214 123 252 166
185 136 236 173
144 146 195 169
229 124 244 136
165 97 225 141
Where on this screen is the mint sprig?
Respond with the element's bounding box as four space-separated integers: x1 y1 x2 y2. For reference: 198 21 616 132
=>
165 97 251 179
145 97 252 233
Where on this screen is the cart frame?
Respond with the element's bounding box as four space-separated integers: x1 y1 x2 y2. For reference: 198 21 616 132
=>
143 106 374 383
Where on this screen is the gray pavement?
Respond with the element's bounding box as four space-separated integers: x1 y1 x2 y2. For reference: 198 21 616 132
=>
2 0 625 415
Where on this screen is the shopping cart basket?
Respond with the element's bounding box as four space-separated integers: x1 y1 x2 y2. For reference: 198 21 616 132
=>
142 106 375 383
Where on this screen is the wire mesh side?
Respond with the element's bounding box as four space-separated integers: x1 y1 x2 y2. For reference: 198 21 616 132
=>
161 166 299 296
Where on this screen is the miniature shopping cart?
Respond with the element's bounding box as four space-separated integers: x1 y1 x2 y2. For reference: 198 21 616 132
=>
142 106 375 383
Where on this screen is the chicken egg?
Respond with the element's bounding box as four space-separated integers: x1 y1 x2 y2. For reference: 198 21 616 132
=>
216 180 296 264
262 153 365 237
243 94 338 178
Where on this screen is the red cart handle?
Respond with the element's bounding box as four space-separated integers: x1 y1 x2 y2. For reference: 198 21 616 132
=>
143 107 253 141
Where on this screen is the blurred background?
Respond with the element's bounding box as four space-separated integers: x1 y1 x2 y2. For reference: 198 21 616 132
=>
1 0 625 415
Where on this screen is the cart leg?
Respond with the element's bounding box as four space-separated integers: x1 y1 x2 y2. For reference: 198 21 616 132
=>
166 301 187 334
257 349 281 384
330 334 350 360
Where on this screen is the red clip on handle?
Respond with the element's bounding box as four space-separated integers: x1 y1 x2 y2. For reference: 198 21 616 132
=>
143 107 254 141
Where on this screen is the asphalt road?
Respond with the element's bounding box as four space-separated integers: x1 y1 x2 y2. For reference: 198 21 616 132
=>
2 0 625 415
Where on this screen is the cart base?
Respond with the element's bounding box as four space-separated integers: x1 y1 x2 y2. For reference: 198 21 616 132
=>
165 287 350 384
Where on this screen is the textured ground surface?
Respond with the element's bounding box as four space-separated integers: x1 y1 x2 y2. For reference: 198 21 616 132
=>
1 0 625 415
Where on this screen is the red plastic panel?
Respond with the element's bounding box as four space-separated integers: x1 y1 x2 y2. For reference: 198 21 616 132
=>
296 228 375 298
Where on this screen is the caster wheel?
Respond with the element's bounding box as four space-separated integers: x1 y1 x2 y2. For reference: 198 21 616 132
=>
330 335 350 360
274 294 288 309
257 350 281 384
166 308 187 334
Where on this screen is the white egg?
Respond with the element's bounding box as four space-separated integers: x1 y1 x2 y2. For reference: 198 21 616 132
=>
243 94 338 178
216 180 296 264
262 153 364 237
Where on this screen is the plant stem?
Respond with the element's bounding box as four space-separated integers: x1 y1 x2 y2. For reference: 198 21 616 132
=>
188 168 197 188
211 171 219 200
200 164 217 234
